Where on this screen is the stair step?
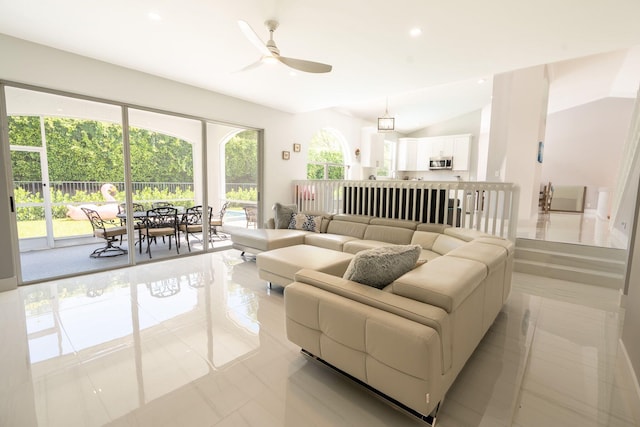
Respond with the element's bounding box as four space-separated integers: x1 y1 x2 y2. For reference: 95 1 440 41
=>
514 238 627 289
514 259 624 289
515 238 627 261
515 247 626 274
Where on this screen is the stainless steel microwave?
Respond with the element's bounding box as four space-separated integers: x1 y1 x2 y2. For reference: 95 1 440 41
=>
429 156 453 170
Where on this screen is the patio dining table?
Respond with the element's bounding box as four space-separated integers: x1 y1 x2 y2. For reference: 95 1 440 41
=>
116 207 185 254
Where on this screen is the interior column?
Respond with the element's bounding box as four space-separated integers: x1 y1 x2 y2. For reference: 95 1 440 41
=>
485 65 550 222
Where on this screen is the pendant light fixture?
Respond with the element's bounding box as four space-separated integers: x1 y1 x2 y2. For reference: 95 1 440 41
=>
377 98 395 132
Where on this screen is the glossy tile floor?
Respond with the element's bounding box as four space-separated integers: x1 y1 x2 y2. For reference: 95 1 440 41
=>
1 250 637 426
517 210 627 249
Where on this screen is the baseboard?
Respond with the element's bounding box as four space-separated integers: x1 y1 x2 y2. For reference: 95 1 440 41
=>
0 276 18 293
618 339 640 425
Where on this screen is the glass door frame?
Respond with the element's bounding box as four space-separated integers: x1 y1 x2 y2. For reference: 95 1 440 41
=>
2 80 263 285
10 120 54 250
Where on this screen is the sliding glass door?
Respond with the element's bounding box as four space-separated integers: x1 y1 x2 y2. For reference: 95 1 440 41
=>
128 108 204 261
6 87 128 282
3 83 262 284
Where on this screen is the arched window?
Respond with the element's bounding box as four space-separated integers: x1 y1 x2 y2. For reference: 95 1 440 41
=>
307 128 349 180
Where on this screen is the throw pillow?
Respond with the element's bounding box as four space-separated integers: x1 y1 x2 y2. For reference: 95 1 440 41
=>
273 203 297 229
288 213 322 232
343 244 422 289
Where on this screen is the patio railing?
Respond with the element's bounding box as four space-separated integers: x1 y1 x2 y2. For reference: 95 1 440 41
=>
292 180 520 241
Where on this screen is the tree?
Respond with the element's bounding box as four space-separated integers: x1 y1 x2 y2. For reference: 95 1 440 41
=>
8 116 194 183
307 129 345 179
225 130 258 183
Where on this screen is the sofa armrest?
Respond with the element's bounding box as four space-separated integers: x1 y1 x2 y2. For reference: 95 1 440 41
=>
293 269 452 373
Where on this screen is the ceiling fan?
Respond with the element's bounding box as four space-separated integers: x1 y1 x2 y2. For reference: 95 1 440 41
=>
238 19 332 74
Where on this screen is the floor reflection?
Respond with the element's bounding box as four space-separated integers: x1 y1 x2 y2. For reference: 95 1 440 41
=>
2 250 636 426
18 254 261 426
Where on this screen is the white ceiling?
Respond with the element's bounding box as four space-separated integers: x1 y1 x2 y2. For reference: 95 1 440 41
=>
1 0 640 133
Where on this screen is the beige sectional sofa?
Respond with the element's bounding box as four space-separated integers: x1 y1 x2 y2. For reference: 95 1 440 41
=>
229 213 514 420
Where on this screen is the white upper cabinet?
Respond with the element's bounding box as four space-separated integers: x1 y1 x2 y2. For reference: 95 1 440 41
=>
452 135 471 171
398 134 471 171
428 137 453 158
397 138 418 171
415 139 430 171
361 130 385 168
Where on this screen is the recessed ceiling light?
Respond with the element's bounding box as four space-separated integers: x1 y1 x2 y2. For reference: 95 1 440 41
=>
477 78 487 84
148 11 162 21
410 27 422 37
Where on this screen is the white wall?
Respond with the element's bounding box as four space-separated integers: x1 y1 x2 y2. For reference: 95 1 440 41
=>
542 97 634 213
621 166 640 402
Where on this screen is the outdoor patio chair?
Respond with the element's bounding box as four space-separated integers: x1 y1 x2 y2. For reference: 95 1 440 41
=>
244 206 257 228
210 202 229 240
117 202 145 244
81 207 128 258
152 201 174 208
179 205 212 252
140 207 180 258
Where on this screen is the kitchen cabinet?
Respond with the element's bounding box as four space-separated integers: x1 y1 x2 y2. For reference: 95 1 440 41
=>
398 138 429 171
428 137 453 158
398 134 471 171
452 135 471 171
361 130 385 168
397 138 417 171
415 139 430 171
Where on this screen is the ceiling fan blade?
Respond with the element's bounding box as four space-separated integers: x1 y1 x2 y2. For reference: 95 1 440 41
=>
237 20 271 57
277 56 333 73
236 58 264 73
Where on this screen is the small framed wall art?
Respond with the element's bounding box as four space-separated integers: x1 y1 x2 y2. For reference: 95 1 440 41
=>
282 151 290 160
293 143 301 152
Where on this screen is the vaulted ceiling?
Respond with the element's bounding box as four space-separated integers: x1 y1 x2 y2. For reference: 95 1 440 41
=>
1 0 639 132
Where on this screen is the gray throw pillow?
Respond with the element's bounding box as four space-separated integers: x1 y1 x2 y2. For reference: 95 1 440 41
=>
273 203 297 229
343 244 422 289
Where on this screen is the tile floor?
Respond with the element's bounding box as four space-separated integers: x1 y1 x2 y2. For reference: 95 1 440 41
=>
517 210 627 249
1 249 637 426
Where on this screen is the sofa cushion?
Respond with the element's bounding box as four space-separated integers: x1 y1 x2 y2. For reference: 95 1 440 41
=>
411 231 441 250
369 218 418 230
443 227 490 242
431 234 467 255
343 239 395 254
343 244 421 289
475 236 515 256
304 233 360 251
416 223 450 233
419 249 441 262
301 210 334 233
446 241 507 274
273 203 297 229
326 219 368 239
288 213 322 232
391 256 487 313
257 244 354 286
230 228 307 252
291 269 452 373
363 225 414 245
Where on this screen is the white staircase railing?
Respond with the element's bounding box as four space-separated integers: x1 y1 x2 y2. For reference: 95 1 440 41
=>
292 180 520 241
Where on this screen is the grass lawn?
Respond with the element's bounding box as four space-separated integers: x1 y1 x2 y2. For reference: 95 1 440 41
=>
18 208 249 239
18 218 95 239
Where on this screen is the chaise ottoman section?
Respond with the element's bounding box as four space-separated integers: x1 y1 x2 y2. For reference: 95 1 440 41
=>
230 228 307 255
257 244 354 287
